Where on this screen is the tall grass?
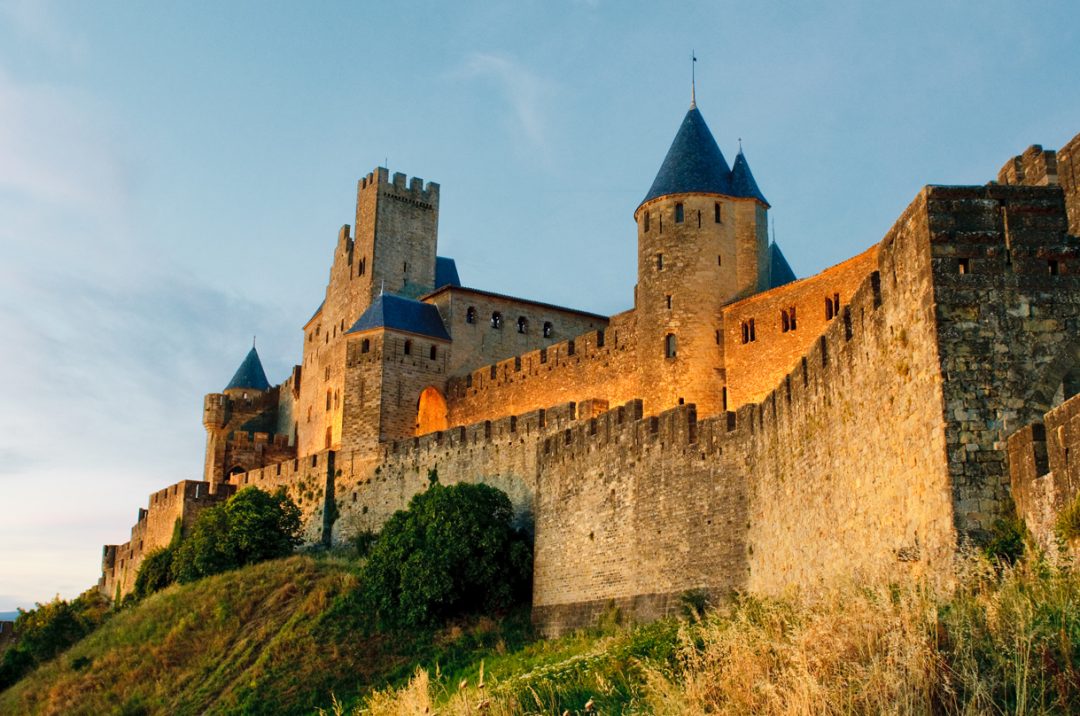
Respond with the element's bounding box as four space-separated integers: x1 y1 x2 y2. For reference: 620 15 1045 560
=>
350 557 1080 715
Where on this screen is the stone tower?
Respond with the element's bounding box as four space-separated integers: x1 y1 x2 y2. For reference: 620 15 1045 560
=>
294 169 442 457
633 102 770 417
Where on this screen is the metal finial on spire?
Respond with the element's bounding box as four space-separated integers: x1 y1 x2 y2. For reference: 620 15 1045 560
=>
253 335 256 348
690 51 697 108
738 137 743 153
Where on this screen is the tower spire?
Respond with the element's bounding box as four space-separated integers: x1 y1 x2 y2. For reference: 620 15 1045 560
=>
690 51 697 108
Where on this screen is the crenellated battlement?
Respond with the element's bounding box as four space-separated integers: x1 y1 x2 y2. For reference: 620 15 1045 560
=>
358 166 439 207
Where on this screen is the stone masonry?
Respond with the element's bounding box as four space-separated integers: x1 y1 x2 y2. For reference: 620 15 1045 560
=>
100 104 1080 636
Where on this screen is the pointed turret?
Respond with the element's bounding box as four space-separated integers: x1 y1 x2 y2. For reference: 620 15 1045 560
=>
641 106 733 206
730 149 769 206
224 346 271 392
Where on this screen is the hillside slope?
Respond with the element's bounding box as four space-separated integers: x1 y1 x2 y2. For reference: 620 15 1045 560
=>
0 555 535 716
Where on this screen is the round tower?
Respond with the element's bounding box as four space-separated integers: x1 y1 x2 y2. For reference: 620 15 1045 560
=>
634 101 770 417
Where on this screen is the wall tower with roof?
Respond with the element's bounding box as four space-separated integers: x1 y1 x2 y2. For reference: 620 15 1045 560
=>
633 101 772 416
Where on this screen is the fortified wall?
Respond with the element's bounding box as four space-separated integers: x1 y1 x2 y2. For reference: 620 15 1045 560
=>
1008 393 1080 557
99 123 1080 639
99 480 234 600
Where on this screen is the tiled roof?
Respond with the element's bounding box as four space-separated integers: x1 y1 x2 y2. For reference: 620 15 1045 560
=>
731 149 769 206
642 106 733 205
768 242 797 288
435 256 461 288
346 293 451 341
225 347 271 392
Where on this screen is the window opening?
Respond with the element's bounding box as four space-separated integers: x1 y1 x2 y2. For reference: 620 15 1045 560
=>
361 338 370 353
656 253 663 270
644 212 650 232
958 258 970 274
466 306 477 324
491 311 502 329
404 339 412 356
1049 259 1060 275
675 203 684 223
429 345 438 360
714 202 721 223
517 316 528 334
543 321 553 338
665 333 677 358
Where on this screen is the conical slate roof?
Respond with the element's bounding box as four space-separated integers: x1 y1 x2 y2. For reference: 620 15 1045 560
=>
346 293 451 341
767 242 796 288
225 346 271 392
731 150 769 206
641 106 733 206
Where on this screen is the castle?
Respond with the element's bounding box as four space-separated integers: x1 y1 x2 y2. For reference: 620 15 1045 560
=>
100 98 1080 634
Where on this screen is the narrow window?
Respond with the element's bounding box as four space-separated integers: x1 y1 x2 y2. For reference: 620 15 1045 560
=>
403 261 408 273
675 203 684 223
334 390 339 410
325 390 331 411
361 338 370 353
429 345 438 360
715 329 720 345
781 309 790 333
403 339 412 356
825 297 834 320
358 258 365 276
325 366 330 380
790 306 797 330
749 318 756 341
644 212 650 232
832 293 840 317
325 427 332 449
665 333 677 358
466 306 477 324
714 202 721 223
543 321 553 338
490 365 497 379
656 253 663 271
717 255 722 266
491 311 502 329
517 316 528 334
466 374 473 388
958 258 970 274
568 339 576 356
1049 259 1060 275
666 295 672 309
741 319 756 344
697 210 701 228
722 386 728 410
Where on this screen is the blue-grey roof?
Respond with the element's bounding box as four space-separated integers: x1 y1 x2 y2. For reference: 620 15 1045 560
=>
346 293 451 341
731 150 769 206
225 347 271 392
435 256 461 289
767 242 797 288
642 106 732 206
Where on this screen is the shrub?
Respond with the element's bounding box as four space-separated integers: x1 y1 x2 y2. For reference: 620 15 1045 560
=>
172 487 302 583
982 516 1027 565
132 547 176 600
359 483 532 629
0 589 110 690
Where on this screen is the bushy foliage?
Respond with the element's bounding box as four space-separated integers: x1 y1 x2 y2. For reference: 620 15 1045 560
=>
171 487 302 584
982 516 1027 565
359 483 532 629
132 547 176 600
0 589 110 690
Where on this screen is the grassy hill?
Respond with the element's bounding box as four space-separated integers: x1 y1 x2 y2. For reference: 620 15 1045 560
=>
3 552 1080 715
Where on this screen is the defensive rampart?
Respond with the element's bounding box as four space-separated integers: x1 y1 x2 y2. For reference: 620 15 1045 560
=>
1008 393 1080 558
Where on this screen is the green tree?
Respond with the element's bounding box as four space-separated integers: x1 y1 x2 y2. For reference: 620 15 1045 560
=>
0 589 110 690
360 483 532 629
172 487 302 583
132 547 176 600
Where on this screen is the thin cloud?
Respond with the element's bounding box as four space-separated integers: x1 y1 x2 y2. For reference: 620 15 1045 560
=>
456 52 559 161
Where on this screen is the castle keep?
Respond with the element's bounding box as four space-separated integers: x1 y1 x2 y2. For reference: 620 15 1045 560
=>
100 101 1080 634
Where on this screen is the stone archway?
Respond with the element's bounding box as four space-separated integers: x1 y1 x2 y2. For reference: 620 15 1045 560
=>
416 386 448 435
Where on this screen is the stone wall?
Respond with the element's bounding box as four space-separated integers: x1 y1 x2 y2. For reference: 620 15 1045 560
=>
231 450 336 546
445 312 640 427
1061 134 1080 237
1008 393 1080 557
425 286 608 380
928 184 1079 537
721 245 879 409
100 480 234 599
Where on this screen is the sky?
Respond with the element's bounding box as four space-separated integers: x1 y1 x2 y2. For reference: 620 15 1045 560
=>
1 0 1078 609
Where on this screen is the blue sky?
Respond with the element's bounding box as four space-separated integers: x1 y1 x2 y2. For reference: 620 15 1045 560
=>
1 0 1078 608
